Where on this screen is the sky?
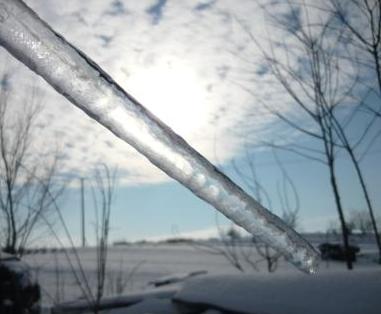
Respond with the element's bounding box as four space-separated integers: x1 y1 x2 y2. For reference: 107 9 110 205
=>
0 0 380 246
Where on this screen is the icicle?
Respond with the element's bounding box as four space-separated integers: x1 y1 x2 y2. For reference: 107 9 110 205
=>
0 0 319 273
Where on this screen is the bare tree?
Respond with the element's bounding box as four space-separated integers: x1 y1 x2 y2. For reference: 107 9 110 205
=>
193 148 300 273
0 72 64 255
233 148 300 273
235 0 381 268
326 0 381 264
267 0 380 265
189 217 249 272
39 164 119 312
216 224 248 272
91 164 117 312
328 0 381 116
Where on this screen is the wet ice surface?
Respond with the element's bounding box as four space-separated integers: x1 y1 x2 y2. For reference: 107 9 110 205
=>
0 0 318 272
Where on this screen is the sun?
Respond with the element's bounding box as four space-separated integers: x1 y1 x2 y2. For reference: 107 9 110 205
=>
125 61 209 139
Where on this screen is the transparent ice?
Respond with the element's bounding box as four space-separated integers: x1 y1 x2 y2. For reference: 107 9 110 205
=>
0 0 319 273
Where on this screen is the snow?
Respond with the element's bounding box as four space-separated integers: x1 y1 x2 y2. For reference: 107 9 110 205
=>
22 236 381 313
102 298 178 314
52 287 177 314
0 0 318 273
174 270 381 314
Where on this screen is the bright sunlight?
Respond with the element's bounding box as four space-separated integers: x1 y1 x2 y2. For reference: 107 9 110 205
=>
126 61 209 139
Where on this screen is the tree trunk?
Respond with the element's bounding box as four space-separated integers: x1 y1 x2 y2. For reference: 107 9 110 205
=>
7 182 17 254
328 159 353 269
349 151 381 264
373 47 381 95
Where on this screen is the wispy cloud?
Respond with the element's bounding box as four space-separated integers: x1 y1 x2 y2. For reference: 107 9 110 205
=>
1 0 329 186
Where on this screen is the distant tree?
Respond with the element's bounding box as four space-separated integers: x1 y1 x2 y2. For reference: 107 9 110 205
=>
326 220 341 240
349 210 380 235
226 226 241 241
0 72 64 255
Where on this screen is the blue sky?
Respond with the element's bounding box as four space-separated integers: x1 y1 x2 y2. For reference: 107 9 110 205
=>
1 0 380 245
57 146 381 244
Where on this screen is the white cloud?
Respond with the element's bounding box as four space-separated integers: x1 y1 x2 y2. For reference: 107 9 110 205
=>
1 0 335 186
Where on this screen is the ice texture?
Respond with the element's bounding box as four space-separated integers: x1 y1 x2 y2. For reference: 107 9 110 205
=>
0 0 319 273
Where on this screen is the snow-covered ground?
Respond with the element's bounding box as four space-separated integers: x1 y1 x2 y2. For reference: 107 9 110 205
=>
22 235 381 313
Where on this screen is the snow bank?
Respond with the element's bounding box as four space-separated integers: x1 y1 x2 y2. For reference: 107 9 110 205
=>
174 270 381 314
52 288 177 314
52 268 381 314
105 298 178 314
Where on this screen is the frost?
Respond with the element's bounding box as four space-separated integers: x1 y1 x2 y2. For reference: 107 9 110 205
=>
0 0 319 272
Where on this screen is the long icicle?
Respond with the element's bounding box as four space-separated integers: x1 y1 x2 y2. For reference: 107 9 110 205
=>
0 0 319 273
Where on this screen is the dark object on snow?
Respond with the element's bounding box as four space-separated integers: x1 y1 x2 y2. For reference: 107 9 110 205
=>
0 253 40 314
149 270 208 287
318 242 360 262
